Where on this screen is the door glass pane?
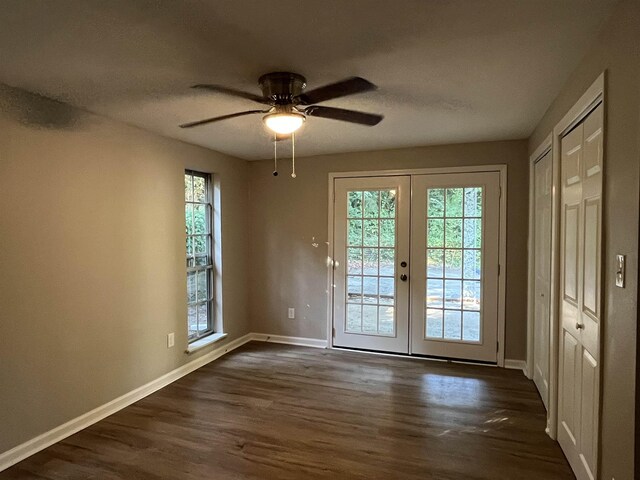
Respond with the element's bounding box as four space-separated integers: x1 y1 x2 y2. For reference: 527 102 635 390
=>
363 219 379 247
347 304 362 333
379 277 394 305
379 306 394 333
444 280 462 308
463 311 480 342
426 279 443 308
427 189 445 217
426 309 443 337
444 310 462 340
348 220 363 246
380 190 396 218
348 191 363 218
464 219 482 248
427 219 444 247
345 189 397 336
363 248 378 275
427 249 444 278
348 248 362 274
445 219 463 248
379 248 394 276
379 220 395 247
445 249 462 278
463 250 481 279
425 186 484 343
363 191 380 217
347 276 362 302
464 187 482 217
445 188 463 217
362 305 378 332
362 277 378 303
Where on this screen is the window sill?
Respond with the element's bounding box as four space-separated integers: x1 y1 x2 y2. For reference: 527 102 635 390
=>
186 332 228 354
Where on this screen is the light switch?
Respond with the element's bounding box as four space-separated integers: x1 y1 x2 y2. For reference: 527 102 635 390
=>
167 332 175 348
615 254 625 288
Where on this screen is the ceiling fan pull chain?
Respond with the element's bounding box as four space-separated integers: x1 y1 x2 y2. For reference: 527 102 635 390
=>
291 132 297 178
273 132 278 176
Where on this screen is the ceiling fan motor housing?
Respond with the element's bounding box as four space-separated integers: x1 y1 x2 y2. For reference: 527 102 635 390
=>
258 72 307 104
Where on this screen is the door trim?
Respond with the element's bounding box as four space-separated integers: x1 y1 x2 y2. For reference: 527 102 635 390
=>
327 165 507 367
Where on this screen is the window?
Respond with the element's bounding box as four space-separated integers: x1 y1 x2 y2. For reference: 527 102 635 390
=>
185 170 214 341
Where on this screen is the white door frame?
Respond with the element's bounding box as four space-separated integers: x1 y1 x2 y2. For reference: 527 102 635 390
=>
327 165 507 367
527 135 553 423
526 72 606 441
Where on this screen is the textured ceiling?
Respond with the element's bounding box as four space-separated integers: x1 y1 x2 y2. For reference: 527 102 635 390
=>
0 0 616 160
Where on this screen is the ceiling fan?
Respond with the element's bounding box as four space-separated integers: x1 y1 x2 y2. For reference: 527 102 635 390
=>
179 72 383 135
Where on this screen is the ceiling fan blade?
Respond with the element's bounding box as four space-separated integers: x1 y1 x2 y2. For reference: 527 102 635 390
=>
305 106 383 126
296 77 377 105
179 110 267 128
191 84 270 105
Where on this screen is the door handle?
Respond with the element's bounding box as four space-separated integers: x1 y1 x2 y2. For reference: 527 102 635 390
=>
575 322 584 330
400 274 408 282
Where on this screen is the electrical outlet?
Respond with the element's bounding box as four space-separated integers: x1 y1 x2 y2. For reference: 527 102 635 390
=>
167 332 175 348
288 308 295 319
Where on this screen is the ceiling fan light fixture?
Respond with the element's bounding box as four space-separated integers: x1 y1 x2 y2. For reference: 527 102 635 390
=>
263 111 305 135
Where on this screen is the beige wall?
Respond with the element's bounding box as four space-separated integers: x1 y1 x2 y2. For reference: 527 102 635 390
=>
529 1 640 478
0 85 251 453
248 140 529 360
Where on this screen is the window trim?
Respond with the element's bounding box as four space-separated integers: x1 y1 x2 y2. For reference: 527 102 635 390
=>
186 332 228 354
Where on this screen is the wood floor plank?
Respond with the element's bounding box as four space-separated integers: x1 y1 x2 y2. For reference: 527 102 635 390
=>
1 342 574 479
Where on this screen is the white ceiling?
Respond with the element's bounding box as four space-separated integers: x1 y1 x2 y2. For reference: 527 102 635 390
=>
0 0 616 160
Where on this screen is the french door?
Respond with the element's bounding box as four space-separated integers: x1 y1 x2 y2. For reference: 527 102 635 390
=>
333 176 411 353
332 171 502 363
410 172 500 362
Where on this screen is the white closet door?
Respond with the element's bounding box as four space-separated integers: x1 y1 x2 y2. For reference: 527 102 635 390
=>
557 103 603 480
533 151 552 409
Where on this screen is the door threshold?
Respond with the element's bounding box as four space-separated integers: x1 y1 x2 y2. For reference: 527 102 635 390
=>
332 345 498 367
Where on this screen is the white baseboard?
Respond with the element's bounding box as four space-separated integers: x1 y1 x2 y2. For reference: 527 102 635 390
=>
251 333 327 349
504 359 529 376
0 332 253 473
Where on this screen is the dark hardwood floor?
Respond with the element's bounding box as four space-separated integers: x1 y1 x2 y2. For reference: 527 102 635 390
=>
2 342 574 479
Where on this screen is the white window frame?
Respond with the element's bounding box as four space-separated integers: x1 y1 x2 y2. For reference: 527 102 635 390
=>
185 170 215 343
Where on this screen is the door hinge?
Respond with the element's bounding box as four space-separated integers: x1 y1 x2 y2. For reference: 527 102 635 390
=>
332 327 336 338
499 186 502 199
497 341 499 353
498 264 501 276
